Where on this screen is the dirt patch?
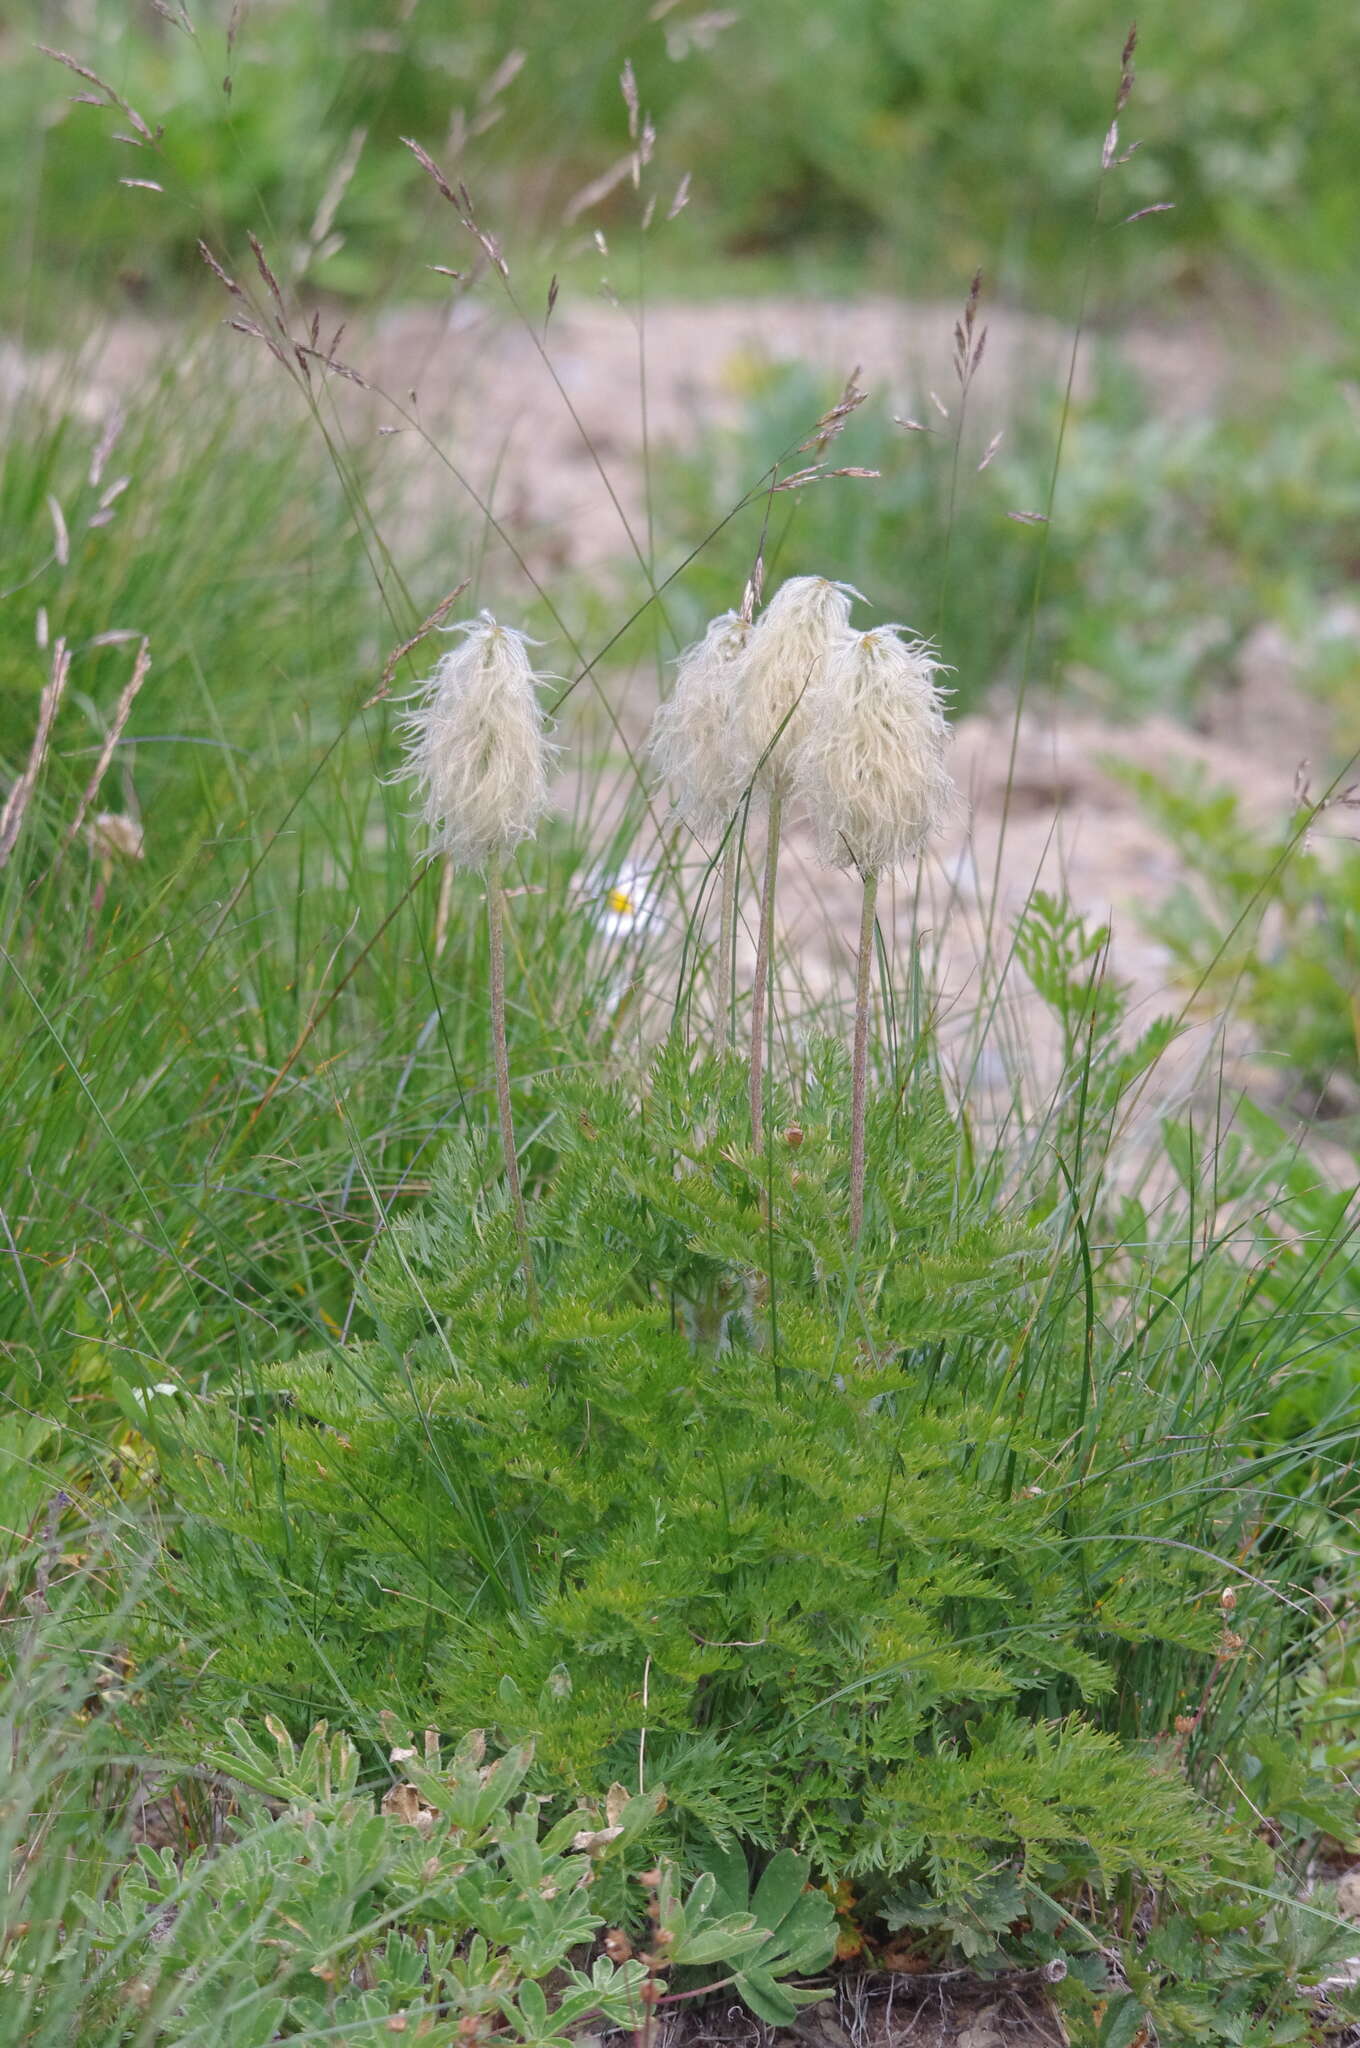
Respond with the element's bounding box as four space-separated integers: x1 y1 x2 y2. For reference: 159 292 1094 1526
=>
363 292 1227 575
641 1971 1070 2048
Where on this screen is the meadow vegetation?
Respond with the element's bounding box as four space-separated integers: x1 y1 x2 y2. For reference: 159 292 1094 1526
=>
3 6 1360 2046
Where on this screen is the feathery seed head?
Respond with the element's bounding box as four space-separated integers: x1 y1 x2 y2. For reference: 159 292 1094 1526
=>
741 575 858 795
798 624 958 871
648 609 753 837
396 612 552 871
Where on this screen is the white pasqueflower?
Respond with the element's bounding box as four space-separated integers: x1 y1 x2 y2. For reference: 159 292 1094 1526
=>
647 610 753 837
395 612 552 870
740 575 858 796
797 624 958 871
590 860 664 943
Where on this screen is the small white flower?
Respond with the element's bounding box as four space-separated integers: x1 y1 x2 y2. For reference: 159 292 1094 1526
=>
797 624 958 871
590 861 664 943
395 612 554 871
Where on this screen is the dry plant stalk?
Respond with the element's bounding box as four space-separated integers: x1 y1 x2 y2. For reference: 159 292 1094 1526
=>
0 641 72 869
368 584 471 708
63 637 150 851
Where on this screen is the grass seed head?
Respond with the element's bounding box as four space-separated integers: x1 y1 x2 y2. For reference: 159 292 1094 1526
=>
797 624 958 872
648 608 753 836
396 612 552 870
741 574 857 797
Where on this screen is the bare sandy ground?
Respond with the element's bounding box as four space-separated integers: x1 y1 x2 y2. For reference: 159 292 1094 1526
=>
364 292 1228 574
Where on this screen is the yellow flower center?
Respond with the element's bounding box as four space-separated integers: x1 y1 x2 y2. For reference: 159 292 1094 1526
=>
607 887 635 916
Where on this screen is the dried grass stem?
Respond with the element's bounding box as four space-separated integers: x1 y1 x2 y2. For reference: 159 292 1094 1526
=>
0 640 72 869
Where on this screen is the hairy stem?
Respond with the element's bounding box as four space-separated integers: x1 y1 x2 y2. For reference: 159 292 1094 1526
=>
715 835 737 1053
432 852 454 958
487 854 538 1313
748 786 783 1140
850 867 879 1244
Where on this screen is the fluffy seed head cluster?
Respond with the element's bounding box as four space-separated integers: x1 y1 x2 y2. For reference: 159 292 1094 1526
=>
798 626 957 872
648 609 752 837
649 576 956 872
740 575 856 795
396 613 552 870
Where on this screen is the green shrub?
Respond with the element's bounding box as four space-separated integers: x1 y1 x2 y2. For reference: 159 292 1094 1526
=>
10 0 1360 308
139 1031 1341 1965
1121 765 1360 1106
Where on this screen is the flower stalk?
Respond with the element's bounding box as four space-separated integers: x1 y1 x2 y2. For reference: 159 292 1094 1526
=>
739 577 854 1138
748 788 782 1140
647 610 753 1057
849 866 878 1244
487 851 538 1311
797 623 958 1240
715 833 738 1052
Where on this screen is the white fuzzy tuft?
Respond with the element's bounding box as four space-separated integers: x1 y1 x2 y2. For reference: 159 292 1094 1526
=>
395 613 553 870
797 625 958 871
740 575 857 796
648 610 753 837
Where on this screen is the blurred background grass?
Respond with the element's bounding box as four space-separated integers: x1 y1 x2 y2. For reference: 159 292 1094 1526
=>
5 0 1360 321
